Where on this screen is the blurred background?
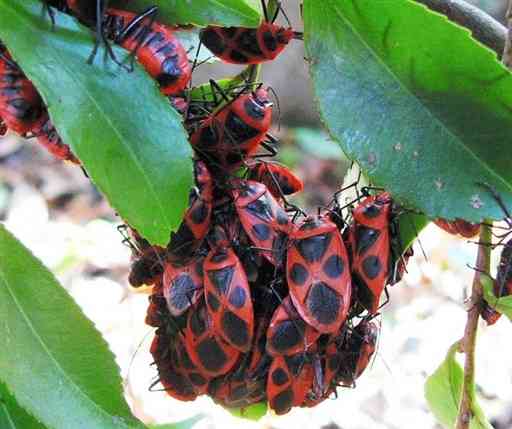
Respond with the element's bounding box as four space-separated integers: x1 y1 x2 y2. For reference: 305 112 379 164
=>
1 0 511 428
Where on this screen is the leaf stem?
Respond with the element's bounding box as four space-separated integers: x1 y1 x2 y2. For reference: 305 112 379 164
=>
455 222 492 429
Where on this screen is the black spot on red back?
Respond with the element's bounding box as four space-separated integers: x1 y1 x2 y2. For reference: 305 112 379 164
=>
228 286 247 308
243 98 265 120
297 233 332 263
206 291 221 312
307 282 341 325
270 388 293 414
222 310 250 348
262 31 278 51
289 262 309 286
207 266 234 295
196 338 229 372
323 254 344 279
200 27 226 55
271 367 289 386
362 255 382 280
168 273 197 311
269 319 305 353
355 226 380 255
225 111 260 142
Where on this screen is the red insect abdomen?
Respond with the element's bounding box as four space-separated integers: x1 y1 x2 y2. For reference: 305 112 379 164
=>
106 8 191 96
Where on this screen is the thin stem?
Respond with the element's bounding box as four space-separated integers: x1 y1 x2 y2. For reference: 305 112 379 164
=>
455 222 492 429
504 0 512 67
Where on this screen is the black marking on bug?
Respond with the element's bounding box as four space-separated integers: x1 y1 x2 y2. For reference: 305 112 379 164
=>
162 367 196 397
229 384 249 401
352 272 376 310
168 273 197 312
197 338 230 372
269 319 305 353
222 311 250 348
190 200 209 225
237 29 264 56
271 388 293 414
297 232 332 263
252 223 271 240
190 311 207 336
220 27 238 38
207 291 221 312
323 254 344 279
307 282 341 325
289 263 308 286
229 49 249 63
362 203 382 219
225 111 260 142
189 372 207 386
199 123 219 147
210 250 229 264
228 286 247 309
246 197 273 222
157 56 181 87
207 266 233 295
271 367 289 386
355 225 380 256
362 255 383 280
263 31 278 51
243 97 265 120
200 28 225 55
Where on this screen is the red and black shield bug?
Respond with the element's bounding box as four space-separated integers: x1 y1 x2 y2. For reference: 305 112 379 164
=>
287 214 351 333
204 225 254 352
163 257 204 317
246 161 303 199
266 296 320 357
434 218 481 238
167 161 213 265
347 192 393 314
183 299 240 377
232 180 292 266
199 1 301 65
150 332 209 401
121 226 166 288
190 86 274 174
104 8 192 95
267 353 314 415
337 319 378 387
0 46 45 135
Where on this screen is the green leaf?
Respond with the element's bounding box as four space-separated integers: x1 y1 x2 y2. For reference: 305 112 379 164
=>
482 276 512 320
425 344 492 429
149 414 205 429
227 402 267 421
0 383 46 429
304 0 512 223
0 224 144 429
0 0 193 246
111 0 262 27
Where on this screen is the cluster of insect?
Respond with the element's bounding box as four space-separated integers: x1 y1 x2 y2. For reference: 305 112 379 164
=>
1 0 508 418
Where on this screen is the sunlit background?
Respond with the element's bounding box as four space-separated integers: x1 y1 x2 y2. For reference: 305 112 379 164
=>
0 0 510 428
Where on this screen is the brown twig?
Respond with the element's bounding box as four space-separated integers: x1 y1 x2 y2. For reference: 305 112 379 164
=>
503 0 512 67
455 223 492 429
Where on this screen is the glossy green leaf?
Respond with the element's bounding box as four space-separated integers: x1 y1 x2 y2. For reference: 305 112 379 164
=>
149 414 205 429
111 0 261 27
0 383 46 429
227 402 267 421
0 0 193 245
482 275 512 320
0 224 144 429
304 0 512 223
425 344 492 429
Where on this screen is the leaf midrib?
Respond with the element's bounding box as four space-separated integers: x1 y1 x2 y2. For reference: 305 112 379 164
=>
321 0 512 193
